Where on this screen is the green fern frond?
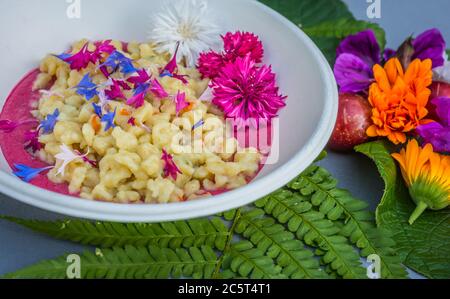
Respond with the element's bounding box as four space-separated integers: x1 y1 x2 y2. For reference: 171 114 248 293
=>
0 216 229 251
288 165 408 278
255 190 367 279
3 245 217 279
221 241 284 279
235 209 329 279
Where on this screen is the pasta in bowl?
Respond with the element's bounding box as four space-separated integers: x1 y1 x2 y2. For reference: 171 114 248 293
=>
0 0 337 221
23 39 262 204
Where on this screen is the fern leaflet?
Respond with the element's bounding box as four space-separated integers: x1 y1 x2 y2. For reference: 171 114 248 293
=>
288 165 408 278
0 216 229 250
3 245 217 279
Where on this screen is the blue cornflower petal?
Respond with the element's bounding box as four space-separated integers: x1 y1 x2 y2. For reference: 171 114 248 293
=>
160 70 173 78
54 53 72 61
13 164 53 182
76 74 98 100
192 119 205 130
92 103 103 117
101 108 117 131
77 74 96 89
40 109 60 134
134 82 150 96
100 51 136 75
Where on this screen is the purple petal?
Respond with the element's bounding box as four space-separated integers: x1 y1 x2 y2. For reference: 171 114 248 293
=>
383 48 397 61
431 97 450 126
334 53 374 93
336 30 381 66
416 122 450 153
412 28 446 68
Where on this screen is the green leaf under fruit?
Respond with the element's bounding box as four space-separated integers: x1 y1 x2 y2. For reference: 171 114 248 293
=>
355 141 450 279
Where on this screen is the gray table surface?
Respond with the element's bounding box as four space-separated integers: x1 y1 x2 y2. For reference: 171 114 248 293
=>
1 0 449 277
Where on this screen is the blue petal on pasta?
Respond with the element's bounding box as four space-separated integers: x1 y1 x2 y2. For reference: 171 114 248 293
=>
100 51 136 75
101 109 117 131
92 103 103 117
40 109 60 134
134 82 150 95
54 53 72 61
76 74 98 100
13 164 52 182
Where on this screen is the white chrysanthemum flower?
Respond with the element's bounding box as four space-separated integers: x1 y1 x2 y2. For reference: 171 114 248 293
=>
148 0 221 67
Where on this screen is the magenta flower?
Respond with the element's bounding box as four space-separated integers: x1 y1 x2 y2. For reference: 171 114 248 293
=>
174 91 188 115
416 97 450 153
197 31 264 80
24 129 42 153
197 51 225 79
222 31 264 64
211 55 286 127
128 117 136 126
162 149 181 180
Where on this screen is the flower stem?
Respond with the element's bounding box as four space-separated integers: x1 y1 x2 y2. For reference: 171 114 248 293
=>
408 201 428 225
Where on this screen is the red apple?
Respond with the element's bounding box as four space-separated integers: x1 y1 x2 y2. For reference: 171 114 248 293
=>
328 93 372 152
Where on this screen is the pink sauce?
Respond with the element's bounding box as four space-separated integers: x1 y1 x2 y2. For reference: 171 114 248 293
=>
0 69 270 202
0 69 71 195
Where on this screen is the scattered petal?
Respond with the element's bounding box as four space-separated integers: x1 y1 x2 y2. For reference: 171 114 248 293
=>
40 109 60 134
149 78 169 99
174 90 188 115
92 103 103 118
54 144 81 176
162 148 181 180
75 74 98 101
101 108 117 131
24 129 42 153
13 164 53 182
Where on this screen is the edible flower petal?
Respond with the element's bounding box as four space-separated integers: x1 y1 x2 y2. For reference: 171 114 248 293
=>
101 108 117 131
222 31 264 63
24 129 42 153
336 30 381 66
174 91 188 115
149 78 169 99
92 103 103 118
162 148 181 180
412 28 446 68
54 144 81 176
334 53 374 93
40 109 60 134
13 164 54 182
100 51 136 75
75 74 98 100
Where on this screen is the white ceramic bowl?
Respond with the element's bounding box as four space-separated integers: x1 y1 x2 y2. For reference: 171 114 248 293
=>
0 0 337 222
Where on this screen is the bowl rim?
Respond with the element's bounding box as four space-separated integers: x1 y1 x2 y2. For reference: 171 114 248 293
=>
0 0 338 222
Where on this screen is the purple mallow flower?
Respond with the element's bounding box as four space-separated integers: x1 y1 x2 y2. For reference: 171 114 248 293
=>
416 97 450 153
334 28 446 93
334 30 381 93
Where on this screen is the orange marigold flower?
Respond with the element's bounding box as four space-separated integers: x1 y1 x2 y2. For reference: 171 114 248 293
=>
392 139 450 225
366 58 433 144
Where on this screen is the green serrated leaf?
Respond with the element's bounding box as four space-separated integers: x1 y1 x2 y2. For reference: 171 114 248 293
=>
356 141 450 279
